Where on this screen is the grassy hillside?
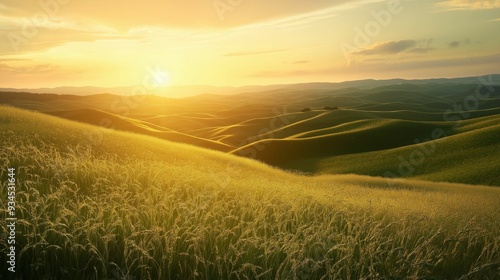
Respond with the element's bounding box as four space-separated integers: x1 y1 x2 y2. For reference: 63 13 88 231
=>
1 105 500 279
231 119 458 164
47 109 232 152
278 114 500 186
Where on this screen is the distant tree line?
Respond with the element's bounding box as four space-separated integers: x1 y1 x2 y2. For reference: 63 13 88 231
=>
300 106 338 112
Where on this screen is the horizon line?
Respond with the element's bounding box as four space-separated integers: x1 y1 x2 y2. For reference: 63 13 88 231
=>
1 73 499 91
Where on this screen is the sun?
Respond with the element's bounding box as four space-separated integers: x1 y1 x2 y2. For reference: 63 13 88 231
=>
151 69 171 86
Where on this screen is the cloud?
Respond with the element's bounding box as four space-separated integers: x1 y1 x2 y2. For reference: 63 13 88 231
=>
0 13 128 54
0 26 123 54
446 38 476 49
0 62 59 73
0 1 369 54
449 41 461 48
224 49 288 57
0 0 363 31
249 52 500 79
350 39 437 56
0 58 28 62
435 0 500 10
407 47 434 53
0 3 20 15
348 52 500 72
352 40 417 56
292 61 310 64
248 68 333 78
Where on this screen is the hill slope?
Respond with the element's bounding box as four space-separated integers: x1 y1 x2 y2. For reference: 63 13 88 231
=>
233 114 500 186
47 108 232 151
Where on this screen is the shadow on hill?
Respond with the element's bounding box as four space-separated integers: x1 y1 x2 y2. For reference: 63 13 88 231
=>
48 109 233 152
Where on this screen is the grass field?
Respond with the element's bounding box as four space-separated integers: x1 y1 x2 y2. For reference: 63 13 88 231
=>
1 105 500 279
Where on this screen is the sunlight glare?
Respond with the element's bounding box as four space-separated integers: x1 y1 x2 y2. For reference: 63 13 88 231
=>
151 70 171 86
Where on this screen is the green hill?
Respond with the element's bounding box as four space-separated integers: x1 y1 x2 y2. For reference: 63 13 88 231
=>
231 119 457 164
243 114 500 186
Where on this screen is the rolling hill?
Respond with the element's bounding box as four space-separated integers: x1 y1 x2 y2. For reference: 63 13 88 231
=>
47 108 232 151
1 78 499 188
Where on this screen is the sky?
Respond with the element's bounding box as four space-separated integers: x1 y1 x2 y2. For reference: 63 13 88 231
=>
0 0 499 89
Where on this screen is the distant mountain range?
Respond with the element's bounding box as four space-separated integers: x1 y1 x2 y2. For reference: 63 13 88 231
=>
1 74 499 97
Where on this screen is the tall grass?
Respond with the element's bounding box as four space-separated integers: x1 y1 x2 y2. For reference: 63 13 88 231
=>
1 107 499 279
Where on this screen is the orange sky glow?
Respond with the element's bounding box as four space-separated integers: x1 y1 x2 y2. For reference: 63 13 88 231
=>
0 0 499 89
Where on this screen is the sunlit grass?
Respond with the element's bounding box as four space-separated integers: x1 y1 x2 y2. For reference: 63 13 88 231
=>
1 106 499 279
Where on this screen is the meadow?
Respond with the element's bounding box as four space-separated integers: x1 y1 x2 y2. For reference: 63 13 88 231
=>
1 105 500 279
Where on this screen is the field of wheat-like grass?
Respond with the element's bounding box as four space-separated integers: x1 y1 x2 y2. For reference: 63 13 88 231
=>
1 106 499 279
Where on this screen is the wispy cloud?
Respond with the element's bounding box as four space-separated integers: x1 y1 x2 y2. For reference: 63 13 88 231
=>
352 40 417 56
0 27 124 54
0 62 59 73
0 0 365 30
407 47 434 53
449 41 461 48
351 39 436 56
292 60 310 64
447 38 473 48
224 49 288 57
348 53 500 71
248 68 333 78
250 52 500 78
435 0 500 10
